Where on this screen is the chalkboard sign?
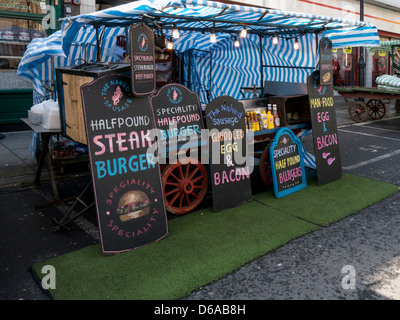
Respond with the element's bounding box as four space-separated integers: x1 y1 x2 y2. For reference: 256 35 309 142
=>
307 71 342 186
81 74 168 254
269 128 307 198
130 23 156 97
150 84 205 152
319 38 333 85
205 95 252 211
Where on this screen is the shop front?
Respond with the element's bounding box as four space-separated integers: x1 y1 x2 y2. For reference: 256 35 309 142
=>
0 0 61 128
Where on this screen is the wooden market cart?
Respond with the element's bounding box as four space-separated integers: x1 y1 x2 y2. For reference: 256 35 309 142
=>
334 86 400 122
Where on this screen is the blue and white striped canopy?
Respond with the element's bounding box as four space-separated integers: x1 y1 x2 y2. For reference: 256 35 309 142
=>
18 26 126 96
18 0 380 100
61 0 379 53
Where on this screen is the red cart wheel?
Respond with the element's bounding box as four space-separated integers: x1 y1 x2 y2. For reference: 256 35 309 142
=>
367 99 386 120
259 144 273 187
348 101 369 122
162 159 208 214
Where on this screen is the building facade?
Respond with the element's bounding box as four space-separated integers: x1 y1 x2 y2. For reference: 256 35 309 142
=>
0 0 96 126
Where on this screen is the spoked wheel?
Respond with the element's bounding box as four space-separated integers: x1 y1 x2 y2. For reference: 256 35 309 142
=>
367 99 386 120
259 144 273 187
162 159 208 215
348 101 369 122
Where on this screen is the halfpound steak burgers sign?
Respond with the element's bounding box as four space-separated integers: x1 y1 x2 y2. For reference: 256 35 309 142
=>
205 95 252 211
81 74 168 254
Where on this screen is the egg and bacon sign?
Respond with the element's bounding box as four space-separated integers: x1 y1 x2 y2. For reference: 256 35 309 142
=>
81 74 168 254
205 96 252 211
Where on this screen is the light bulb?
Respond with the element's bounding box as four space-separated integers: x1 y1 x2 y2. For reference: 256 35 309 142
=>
167 40 173 50
240 26 247 38
210 32 216 43
272 36 278 44
234 37 239 47
172 26 179 39
294 39 299 50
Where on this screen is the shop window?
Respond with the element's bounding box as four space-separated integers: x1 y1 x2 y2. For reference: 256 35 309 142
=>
371 50 390 87
0 17 45 89
0 0 44 14
332 47 357 87
393 46 400 77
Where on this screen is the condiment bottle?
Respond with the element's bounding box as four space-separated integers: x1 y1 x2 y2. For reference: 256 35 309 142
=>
272 104 280 128
267 106 274 129
262 111 269 129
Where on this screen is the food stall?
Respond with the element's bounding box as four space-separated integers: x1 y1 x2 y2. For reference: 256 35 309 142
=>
17 0 380 246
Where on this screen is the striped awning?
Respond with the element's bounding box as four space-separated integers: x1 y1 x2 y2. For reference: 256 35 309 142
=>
366 40 400 53
18 0 380 98
17 26 126 96
60 0 380 54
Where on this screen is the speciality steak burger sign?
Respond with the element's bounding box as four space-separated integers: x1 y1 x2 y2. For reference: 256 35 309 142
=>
81 74 168 254
130 23 156 97
150 84 205 152
205 95 252 211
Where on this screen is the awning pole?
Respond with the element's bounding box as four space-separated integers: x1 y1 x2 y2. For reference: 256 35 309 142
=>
95 25 101 62
358 0 366 88
259 35 264 97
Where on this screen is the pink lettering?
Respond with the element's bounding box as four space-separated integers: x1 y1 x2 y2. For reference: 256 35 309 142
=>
93 135 106 155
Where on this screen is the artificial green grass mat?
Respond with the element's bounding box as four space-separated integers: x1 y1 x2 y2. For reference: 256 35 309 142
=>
254 173 399 226
33 173 398 300
33 200 318 300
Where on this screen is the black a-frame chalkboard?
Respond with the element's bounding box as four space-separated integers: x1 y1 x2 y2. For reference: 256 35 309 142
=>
81 74 168 253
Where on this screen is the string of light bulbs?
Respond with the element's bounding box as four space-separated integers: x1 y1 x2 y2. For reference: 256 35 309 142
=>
162 23 302 50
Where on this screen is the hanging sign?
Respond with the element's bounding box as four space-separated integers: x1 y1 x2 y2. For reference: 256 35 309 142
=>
319 38 332 85
129 23 156 97
307 71 342 186
150 84 205 152
269 128 307 198
343 47 352 54
205 95 252 211
81 74 168 254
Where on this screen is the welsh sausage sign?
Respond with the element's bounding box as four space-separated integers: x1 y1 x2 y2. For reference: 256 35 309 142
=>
81 74 168 254
269 128 307 198
307 70 342 185
129 23 156 96
205 95 252 211
150 84 205 152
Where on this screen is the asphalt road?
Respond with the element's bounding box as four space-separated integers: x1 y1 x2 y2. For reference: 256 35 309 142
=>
1 116 400 301
185 116 400 300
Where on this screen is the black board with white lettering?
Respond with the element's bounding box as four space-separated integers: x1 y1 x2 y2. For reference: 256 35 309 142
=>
269 128 307 198
81 74 168 254
319 37 333 85
150 84 205 152
307 70 342 186
205 95 252 211
130 23 156 97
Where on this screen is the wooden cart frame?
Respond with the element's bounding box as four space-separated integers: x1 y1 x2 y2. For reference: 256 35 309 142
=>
334 86 400 122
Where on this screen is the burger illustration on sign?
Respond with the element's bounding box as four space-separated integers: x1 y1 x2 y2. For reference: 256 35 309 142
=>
117 190 150 222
